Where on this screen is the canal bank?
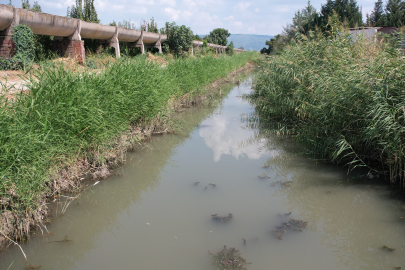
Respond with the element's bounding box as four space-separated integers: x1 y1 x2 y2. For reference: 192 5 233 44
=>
0 53 259 249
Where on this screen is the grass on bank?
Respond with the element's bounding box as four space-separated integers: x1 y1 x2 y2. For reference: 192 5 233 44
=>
0 52 259 238
252 26 404 188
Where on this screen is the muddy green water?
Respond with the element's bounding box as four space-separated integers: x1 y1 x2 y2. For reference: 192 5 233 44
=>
1 78 405 270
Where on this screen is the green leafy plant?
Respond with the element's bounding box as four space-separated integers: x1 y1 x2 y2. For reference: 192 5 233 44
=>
163 22 194 57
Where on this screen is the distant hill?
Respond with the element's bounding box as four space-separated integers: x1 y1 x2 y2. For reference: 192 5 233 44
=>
198 34 274 51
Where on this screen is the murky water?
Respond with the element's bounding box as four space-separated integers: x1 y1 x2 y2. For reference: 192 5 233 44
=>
1 78 405 270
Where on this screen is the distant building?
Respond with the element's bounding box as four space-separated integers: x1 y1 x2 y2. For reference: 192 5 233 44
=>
348 27 404 51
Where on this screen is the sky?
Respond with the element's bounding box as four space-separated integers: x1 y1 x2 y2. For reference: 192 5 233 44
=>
1 0 376 36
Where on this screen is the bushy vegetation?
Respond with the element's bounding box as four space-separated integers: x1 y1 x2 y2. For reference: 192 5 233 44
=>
0 52 257 235
0 25 35 70
252 19 405 187
161 22 194 57
204 28 231 46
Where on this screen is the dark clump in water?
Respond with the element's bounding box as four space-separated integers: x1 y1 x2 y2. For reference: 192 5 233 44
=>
25 264 41 270
258 174 270 180
382 245 395 251
271 218 308 240
212 213 233 222
210 245 250 270
46 235 73 244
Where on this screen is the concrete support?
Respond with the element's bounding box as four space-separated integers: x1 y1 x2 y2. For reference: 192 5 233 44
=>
103 27 120 58
153 34 162 53
0 7 19 59
136 31 145 54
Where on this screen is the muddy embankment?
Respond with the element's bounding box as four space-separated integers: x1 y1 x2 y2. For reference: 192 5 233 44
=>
0 62 256 250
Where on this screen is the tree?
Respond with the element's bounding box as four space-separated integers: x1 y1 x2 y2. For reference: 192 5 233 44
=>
385 0 405 27
284 1 319 38
370 0 387 26
226 41 234 55
203 28 230 46
163 22 194 56
110 20 136 30
319 0 363 28
141 17 158 33
67 0 99 23
21 0 41 11
194 35 203 41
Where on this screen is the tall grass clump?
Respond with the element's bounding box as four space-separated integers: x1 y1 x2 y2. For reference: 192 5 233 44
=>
252 22 404 188
0 52 257 240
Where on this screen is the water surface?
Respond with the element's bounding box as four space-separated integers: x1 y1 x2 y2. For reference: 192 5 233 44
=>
1 78 405 270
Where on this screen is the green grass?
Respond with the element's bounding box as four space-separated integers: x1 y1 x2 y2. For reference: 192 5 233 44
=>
0 52 259 231
252 28 405 187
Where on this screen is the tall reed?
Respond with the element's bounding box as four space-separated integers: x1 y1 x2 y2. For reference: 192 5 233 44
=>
252 28 404 187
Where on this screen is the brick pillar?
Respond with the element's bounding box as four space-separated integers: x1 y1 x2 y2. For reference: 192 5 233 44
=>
0 36 15 59
68 40 85 63
53 39 85 64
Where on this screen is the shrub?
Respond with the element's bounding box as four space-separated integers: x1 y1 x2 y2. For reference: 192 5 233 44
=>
13 24 35 63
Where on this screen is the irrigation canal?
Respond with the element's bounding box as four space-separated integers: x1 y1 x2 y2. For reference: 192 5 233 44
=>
1 77 405 270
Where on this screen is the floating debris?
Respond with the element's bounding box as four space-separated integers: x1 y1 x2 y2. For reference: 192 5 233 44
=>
194 182 200 185
258 174 270 180
212 213 233 223
285 212 292 216
242 238 246 244
46 235 73 243
277 180 293 187
382 245 395 251
393 267 401 270
271 219 308 240
210 245 250 270
208 183 217 187
325 191 332 195
271 228 285 240
25 264 41 270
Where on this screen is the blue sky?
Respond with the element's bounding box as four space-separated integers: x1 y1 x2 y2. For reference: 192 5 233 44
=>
1 0 375 36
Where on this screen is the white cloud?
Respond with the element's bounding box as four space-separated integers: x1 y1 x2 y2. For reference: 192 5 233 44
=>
224 15 234 21
131 7 148 14
113 5 124 10
199 111 271 162
255 8 259 12
235 2 251 11
183 10 193 19
233 21 243 26
159 0 176 7
164 7 181 21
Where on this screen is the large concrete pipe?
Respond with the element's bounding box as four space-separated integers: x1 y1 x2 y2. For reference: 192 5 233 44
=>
118 28 142 42
0 5 14 31
80 21 115 40
0 4 228 60
19 8 79 37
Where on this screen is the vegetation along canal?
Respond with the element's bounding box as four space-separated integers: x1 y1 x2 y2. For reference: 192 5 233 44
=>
1 78 405 270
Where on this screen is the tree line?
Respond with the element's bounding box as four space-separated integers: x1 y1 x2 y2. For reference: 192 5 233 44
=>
262 0 405 54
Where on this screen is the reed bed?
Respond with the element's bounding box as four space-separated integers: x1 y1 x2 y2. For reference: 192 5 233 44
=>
0 52 258 240
252 29 405 188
